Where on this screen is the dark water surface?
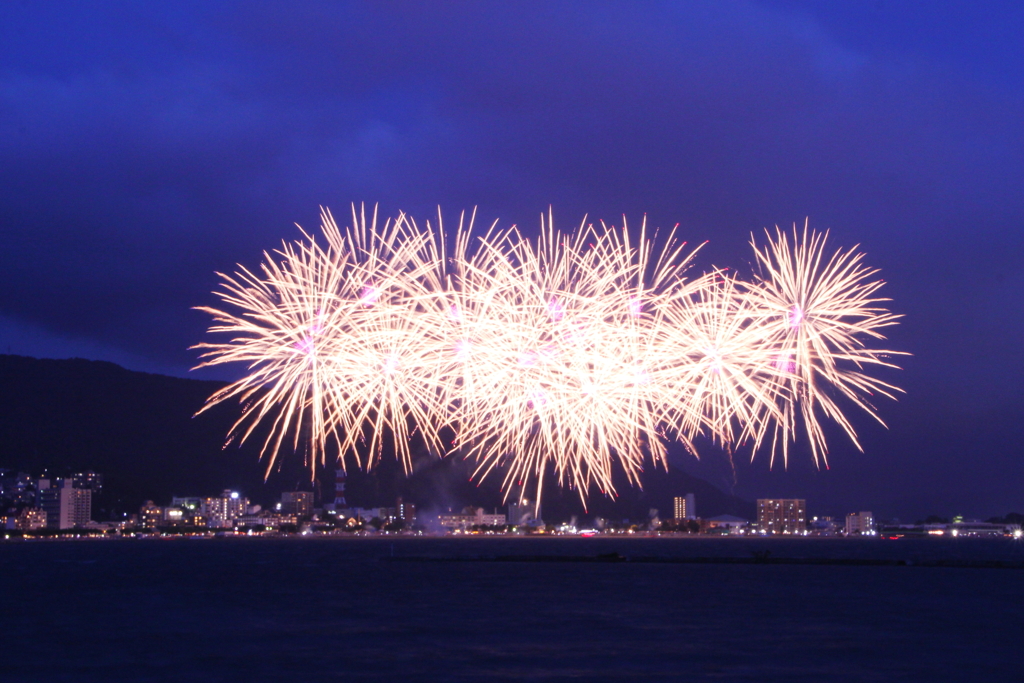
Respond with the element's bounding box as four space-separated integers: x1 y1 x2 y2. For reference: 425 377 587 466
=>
2 536 1022 682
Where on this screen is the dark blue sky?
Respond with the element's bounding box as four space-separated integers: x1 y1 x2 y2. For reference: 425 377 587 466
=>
2 1 1021 521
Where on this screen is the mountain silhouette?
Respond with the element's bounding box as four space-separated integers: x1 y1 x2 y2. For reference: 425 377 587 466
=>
0 355 753 522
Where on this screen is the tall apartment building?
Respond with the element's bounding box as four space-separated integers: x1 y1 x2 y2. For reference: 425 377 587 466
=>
396 497 416 524
673 494 696 520
201 490 248 527
845 511 875 535
757 499 807 535
280 491 314 517
37 478 92 529
70 471 103 494
507 500 539 527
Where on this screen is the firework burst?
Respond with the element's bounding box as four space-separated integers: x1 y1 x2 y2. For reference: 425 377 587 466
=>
443 212 703 503
194 205 451 475
742 219 905 467
195 208 903 504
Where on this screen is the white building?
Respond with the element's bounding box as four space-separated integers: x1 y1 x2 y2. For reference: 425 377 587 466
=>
38 478 91 529
845 511 875 535
201 490 248 527
440 508 507 531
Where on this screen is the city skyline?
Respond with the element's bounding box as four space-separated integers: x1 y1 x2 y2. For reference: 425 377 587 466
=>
1 3 1022 519
3 462 1016 534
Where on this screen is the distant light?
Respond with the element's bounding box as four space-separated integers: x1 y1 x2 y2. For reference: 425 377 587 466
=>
230 492 239 499
1014 529 1023 539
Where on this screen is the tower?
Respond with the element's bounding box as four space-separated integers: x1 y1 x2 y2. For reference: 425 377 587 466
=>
333 468 347 509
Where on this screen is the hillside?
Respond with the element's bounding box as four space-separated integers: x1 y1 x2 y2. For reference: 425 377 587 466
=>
0 355 754 521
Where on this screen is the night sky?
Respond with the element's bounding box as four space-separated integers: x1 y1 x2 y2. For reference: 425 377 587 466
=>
2 1 1022 522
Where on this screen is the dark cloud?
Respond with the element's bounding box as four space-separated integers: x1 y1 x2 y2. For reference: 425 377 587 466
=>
1 1 1021 518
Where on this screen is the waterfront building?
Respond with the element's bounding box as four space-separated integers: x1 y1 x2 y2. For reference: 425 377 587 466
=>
808 516 840 535
202 490 248 527
338 507 395 524
705 514 747 534
226 491 247 519
236 511 298 529
272 513 299 528
280 491 314 517
438 512 476 531
396 497 416 524
171 496 202 513
15 508 48 530
757 499 806 535
200 496 224 523
38 478 92 529
507 501 538 527
845 511 875 536
439 507 508 531
1 507 48 531
139 501 163 528
167 498 206 526
673 494 696 521
480 509 506 526
163 506 187 526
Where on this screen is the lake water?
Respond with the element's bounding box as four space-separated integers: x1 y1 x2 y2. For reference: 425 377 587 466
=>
2 536 1023 682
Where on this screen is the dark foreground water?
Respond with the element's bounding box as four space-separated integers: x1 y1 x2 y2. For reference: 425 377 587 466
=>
3 536 1023 682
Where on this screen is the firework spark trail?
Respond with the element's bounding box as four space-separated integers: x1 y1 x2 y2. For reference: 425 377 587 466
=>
195 207 904 504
